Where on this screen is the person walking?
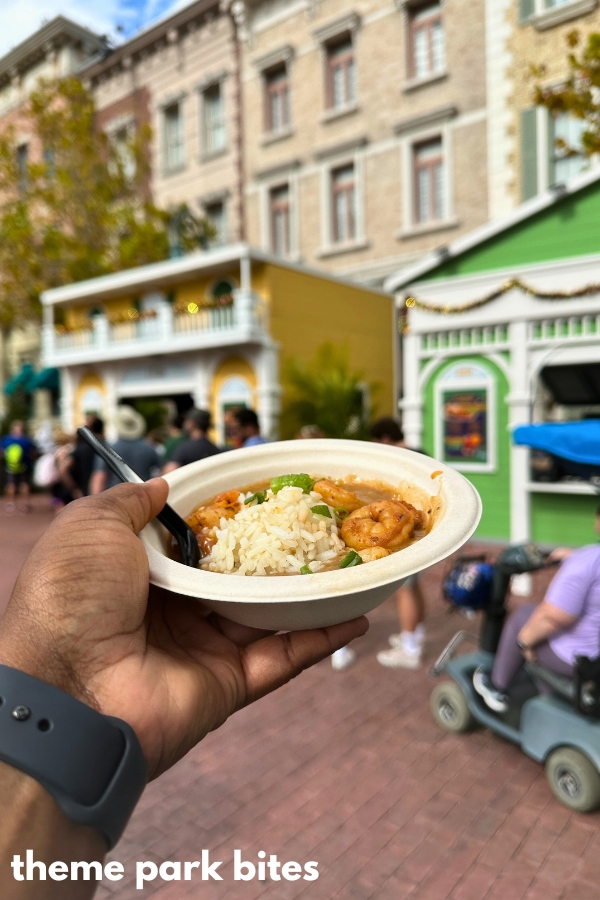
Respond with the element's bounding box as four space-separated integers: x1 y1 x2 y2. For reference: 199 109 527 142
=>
162 409 221 473
1 420 37 515
91 406 161 492
370 417 428 669
230 408 267 448
60 416 105 500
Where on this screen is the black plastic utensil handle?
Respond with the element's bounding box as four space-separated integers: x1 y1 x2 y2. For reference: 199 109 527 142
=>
77 427 201 569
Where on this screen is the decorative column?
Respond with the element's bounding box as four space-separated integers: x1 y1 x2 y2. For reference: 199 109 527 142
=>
192 364 212 412
507 317 531 543
399 327 423 450
255 343 281 440
41 303 54 367
60 367 75 434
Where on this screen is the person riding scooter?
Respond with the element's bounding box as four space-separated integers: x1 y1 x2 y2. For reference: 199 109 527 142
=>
473 508 600 712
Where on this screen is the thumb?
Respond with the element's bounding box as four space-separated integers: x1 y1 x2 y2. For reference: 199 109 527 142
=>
88 478 170 534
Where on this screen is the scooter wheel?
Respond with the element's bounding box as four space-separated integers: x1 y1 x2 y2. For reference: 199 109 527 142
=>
431 682 475 733
546 747 600 813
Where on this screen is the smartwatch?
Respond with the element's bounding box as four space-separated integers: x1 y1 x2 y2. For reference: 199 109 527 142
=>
517 637 530 652
0 665 147 849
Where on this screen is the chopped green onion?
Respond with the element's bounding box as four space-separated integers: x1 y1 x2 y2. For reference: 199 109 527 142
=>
339 550 363 569
334 506 349 519
270 474 315 494
300 565 312 575
311 504 332 518
244 491 267 505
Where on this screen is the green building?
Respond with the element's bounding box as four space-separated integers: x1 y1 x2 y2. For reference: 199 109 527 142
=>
386 168 600 547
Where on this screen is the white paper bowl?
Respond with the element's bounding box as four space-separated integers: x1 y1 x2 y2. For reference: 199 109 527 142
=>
141 439 481 631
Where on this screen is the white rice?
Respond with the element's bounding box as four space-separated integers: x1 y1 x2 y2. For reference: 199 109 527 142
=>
202 486 346 576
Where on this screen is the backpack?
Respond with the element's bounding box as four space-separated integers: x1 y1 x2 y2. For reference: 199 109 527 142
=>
4 440 26 475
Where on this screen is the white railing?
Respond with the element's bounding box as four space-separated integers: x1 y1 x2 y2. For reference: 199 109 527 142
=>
420 324 509 354
529 315 600 343
45 290 266 363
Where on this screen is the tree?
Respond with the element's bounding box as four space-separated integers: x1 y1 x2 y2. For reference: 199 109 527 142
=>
532 30 600 158
0 76 170 341
279 343 378 440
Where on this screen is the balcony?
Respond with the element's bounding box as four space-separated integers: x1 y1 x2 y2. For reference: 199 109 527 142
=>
42 291 269 368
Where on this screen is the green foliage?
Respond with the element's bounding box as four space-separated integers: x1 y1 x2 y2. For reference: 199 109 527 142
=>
533 30 600 158
1 386 31 436
280 343 378 440
133 399 168 433
0 77 170 333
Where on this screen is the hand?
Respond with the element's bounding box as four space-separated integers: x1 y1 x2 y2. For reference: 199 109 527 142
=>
0 480 368 779
546 547 573 563
523 647 537 663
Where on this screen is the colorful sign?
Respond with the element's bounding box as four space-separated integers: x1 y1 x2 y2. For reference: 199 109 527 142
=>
442 388 488 464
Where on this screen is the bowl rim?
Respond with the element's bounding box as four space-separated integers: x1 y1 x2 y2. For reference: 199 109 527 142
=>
142 439 482 603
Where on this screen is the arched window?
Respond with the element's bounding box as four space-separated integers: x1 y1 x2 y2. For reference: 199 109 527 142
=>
208 278 236 306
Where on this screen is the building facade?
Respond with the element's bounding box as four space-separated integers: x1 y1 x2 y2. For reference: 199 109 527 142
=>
490 0 600 216
40 245 395 442
87 0 244 248
241 0 489 285
387 168 600 546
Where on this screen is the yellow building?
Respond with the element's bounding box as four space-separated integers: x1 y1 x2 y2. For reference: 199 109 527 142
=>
41 244 395 441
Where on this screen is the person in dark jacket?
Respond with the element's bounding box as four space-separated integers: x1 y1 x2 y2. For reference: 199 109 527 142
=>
162 409 221 473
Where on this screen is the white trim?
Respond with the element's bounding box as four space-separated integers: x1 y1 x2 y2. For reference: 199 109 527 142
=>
532 0 598 30
385 165 600 292
41 244 389 307
260 173 300 260
433 363 498 474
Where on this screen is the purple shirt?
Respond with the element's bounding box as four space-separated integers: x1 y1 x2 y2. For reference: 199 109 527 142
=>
546 545 600 665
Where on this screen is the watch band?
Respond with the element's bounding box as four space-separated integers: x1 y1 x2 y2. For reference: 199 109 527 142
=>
0 664 147 849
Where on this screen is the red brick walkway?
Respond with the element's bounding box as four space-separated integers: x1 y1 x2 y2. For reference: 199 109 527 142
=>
2 511 599 900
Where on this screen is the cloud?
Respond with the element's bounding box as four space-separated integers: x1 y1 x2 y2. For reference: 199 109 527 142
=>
0 0 188 58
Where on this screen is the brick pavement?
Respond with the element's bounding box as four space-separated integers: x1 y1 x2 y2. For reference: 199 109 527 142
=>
1 510 599 900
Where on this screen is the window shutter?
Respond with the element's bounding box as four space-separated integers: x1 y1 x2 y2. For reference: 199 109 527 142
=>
519 0 535 23
547 111 557 186
521 108 538 201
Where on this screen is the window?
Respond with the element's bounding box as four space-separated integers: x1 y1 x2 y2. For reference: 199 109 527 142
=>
409 3 445 80
265 65 290 132
164 102 184 172
413 138 445 224
269 184 291 256
326 36 356 110
43 147 55 180
331 164 356 243
202 83 226 154
111 124 136 181
204 200 227 246
550 113 586 186
17 143 28 191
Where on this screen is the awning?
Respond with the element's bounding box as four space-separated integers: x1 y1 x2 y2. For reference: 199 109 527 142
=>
513 420 600 467
4 363 36 396
30 367 60 392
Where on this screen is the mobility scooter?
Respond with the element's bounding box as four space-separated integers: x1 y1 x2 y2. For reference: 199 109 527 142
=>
430 544 600 812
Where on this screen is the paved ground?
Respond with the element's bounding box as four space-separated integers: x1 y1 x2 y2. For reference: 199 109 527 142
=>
2 504 599 900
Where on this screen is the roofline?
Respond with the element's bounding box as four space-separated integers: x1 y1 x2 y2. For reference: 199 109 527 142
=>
84 0 221 79
41 243 391 306
0 16 105 85
384 165 600 294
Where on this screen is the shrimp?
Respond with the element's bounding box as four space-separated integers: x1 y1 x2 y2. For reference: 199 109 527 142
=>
341 499 418 552
357 547 390 562
313 480 364 513
186 490 242 532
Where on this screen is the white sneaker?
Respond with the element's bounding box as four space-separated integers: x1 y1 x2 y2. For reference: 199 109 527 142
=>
376 646 422 669
331 647 356 670
473 667 508 712
388 633 402 648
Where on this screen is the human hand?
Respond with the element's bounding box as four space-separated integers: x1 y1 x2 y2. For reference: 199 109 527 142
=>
0 480 368 779
546 546 573 564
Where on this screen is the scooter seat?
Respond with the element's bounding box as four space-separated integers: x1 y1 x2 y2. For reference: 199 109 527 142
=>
525 662 575 702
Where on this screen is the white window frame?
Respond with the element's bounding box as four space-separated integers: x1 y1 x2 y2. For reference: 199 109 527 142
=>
400 121 454 234
434 361 497 474
161 97 186 175
260 173 299 260
200 80 227 158
203 199 228 247
105 114 137 181
531 0 598 30
319 151 366 254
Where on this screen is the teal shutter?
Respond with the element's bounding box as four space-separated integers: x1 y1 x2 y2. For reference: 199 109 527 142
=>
547 111 557 186
521 108 538 201
519 0 535 23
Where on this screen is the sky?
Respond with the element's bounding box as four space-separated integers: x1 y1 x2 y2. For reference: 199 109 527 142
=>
0 0 191 58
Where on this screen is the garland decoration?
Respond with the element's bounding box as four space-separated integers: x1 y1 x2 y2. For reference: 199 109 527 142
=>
405 277 600 315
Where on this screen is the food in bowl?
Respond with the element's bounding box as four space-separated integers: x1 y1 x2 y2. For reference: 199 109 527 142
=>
180 473 439 576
